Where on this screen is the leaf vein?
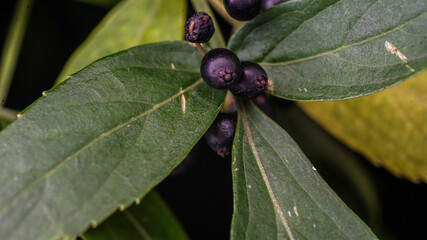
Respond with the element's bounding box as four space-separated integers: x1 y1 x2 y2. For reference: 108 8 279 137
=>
239 101 295 240
260 11 427 66
0 79 204 214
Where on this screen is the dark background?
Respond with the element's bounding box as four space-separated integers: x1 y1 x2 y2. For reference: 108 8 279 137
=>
1 0 426 239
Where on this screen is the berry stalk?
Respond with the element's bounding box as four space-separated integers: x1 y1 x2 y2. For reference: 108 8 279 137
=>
195 43 206 56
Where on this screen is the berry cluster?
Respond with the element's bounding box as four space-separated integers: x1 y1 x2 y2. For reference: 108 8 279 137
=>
184 7 272 157
185 12 268 100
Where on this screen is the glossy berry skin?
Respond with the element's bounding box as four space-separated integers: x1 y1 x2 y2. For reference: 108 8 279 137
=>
230 61 268 99
204 113 236 158
200 48 242 89
185 12 215 43
261 0 289 10
224 0 262 21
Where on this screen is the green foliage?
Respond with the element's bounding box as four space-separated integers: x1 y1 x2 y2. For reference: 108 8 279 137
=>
0 0 426 239
229 0 427 100
231 101 377 239
83 191 188 240
0 42 224 240
56 0 186 84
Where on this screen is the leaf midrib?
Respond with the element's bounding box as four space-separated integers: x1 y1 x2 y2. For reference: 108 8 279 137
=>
0 79 204 214
239 101 295 240
259 11 427 67
247 103 353 239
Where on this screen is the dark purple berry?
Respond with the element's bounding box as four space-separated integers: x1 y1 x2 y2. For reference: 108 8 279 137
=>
224 0 262 21
205 113 236 158
185 12 215 43
230 61 268 99
200 48 242 89
261 0 289 10
255 93 274 118
171 153 194 177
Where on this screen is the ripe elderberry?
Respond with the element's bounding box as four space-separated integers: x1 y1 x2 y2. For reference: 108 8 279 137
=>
204 113 236 158
224 0 262 21
261 0 289 10
200 48 242 89
230 61 268 99
185 12 215 43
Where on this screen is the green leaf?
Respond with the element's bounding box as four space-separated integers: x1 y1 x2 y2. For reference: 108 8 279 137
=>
0 0 33 105
272 103 382 234
229 0 427 100
0 41 225 240
83 190 188 240
56 0 186 84
299 70 427 183
231 101 377 239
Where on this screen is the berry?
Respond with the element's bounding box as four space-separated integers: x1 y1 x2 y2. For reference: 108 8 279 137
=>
200 48 242 89
204 113 236 158
185 12 215 43
255 93 274 118
230 61 268 99
261 0 289 10
224 0 262 21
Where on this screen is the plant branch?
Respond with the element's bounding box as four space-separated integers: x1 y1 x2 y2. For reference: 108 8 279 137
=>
0 0 33 106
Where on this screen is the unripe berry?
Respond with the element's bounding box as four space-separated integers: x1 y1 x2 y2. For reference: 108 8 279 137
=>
230 61 268 99
204 113 236 158
200 48 242 89
224 0 262 21
185 12 215 43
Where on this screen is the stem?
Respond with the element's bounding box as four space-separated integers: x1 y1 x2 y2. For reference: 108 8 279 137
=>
207 0 238 26
195 43 207 56
222 91 235 113
0 107 18 122
0 0 33 106
189 0 226 48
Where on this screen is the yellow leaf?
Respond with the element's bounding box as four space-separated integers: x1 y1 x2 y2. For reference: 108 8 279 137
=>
299 70 427 183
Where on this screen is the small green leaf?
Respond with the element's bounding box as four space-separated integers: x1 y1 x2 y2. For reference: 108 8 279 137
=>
56 0 186 84
229 0 427 100
299 70 427 183
0 41 225 240
231 101 377 239
83 190 188 240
